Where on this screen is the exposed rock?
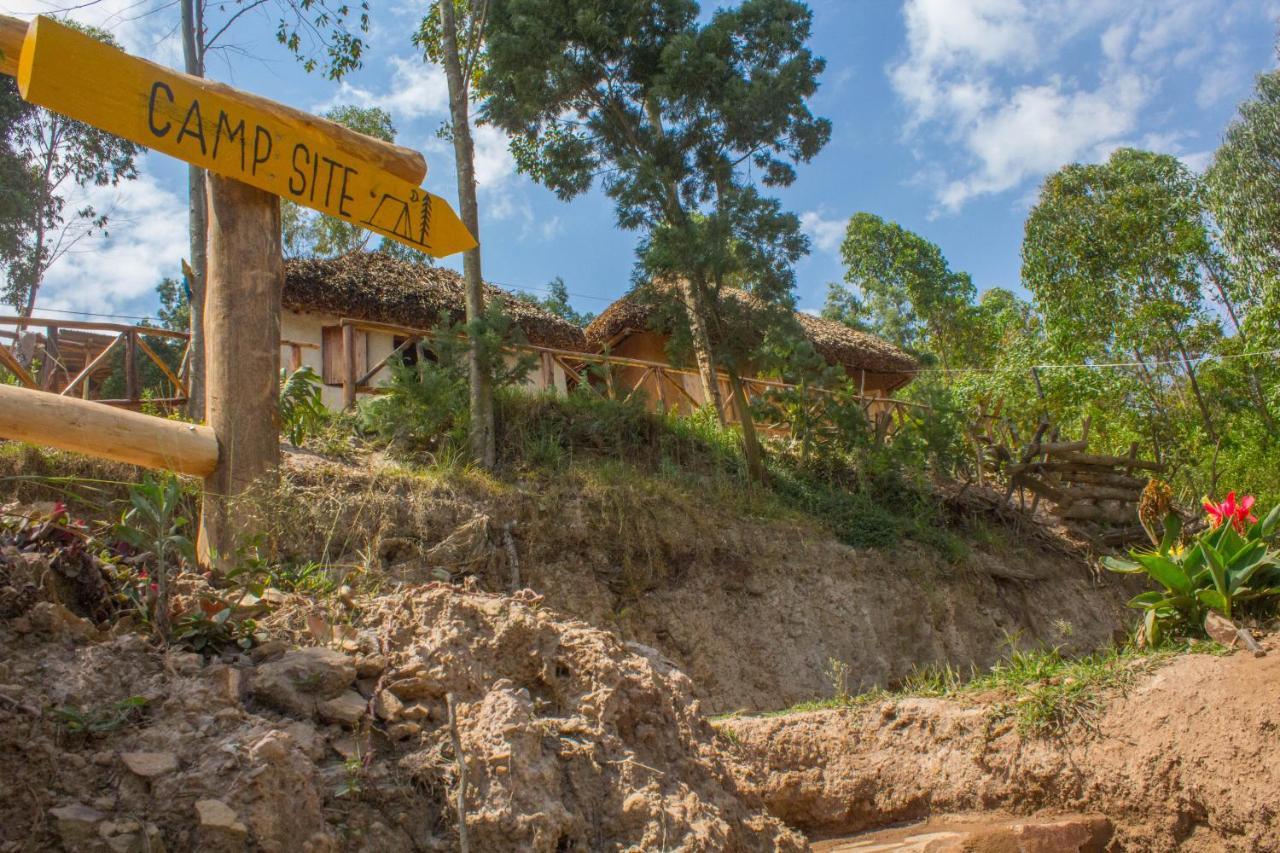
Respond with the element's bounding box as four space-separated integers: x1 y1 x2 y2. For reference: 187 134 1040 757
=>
120 752 178 778
195 799 247 852
48 803 105 848
373 689 403 721
355 654 387 678
249 639 288 663
244 732 332 852
814 814 1113 852
250 647 355 718
96 818 166 853
317 690 366 726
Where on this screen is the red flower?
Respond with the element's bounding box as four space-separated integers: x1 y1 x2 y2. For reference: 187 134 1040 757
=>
1203 492 1258 532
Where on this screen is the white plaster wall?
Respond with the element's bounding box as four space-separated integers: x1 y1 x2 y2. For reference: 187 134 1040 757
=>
281 309 568 411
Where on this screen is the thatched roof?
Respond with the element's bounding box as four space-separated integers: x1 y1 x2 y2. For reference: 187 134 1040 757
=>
584 287 918 378
283 252 588 352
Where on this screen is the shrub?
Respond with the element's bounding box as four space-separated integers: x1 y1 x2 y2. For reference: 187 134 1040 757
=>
1105 489 1280 644
279 366 329 446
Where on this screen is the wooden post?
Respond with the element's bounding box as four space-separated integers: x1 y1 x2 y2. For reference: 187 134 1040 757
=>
342 323 357 409
124 330 140 402
198 174 282 567
38 326 58 389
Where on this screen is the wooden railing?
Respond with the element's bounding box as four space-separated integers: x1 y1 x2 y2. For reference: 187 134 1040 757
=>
0 316 314 411
337 317 924 438
0 316 191 409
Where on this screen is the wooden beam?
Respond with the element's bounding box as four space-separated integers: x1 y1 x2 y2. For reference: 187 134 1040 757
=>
0 14 23 77
62 333 122 396
135 334 188 397
38 326 59 390
356 335 414 387
0 340 37 388
198 174 282 567
342 323 358 409
0 383 216 476
124 331 140 402
0 315 188 339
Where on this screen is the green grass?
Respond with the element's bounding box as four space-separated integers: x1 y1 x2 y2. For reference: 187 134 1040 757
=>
751 641 1232 736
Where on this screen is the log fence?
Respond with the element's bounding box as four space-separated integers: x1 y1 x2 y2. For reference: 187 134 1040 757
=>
0 316 316 411
335 317 923 439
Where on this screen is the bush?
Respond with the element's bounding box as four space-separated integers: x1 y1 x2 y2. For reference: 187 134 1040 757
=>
1105 490 1280 643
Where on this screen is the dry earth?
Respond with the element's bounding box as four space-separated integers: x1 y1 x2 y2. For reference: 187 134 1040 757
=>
266 456 1138 714
725 640 1280 851
0 571 800 851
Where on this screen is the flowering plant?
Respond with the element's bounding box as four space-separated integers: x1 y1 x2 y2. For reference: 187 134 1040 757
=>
1203 491 1257 533
1105 484 1280 644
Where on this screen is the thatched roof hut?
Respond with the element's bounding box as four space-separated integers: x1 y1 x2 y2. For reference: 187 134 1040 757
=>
283 252 588 352
584 287 918 384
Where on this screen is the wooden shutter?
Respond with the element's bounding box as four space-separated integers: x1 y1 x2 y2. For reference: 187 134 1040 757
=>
321 325 367 386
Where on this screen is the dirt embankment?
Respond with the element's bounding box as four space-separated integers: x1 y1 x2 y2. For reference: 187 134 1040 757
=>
725 641 1280 850
256 459 1137 714
0 447 1140 715
0 574 800 851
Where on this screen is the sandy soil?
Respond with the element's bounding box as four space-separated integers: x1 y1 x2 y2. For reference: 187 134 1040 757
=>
725 640 1280 851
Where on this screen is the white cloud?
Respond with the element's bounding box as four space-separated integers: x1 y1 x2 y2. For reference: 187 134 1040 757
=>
2 0 181 62
317 54 449 122
35 167 188 317
889 0 1270 212
800 211 847 254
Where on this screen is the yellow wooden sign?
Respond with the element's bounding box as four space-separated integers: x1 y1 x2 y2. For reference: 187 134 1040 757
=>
16 16 476 258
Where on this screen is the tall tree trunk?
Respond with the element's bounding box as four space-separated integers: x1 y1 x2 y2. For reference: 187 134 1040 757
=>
181 0 208 421
1163 318 1218 443
678 276 726 423
726 368 765 484
1206 262 1275 435
439 0 495 469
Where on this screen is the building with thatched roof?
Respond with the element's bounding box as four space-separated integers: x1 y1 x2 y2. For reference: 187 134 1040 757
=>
583 287 916 419
281 252 589 408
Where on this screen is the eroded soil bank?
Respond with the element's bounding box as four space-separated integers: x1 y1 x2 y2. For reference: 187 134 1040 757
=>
1 448 1139 715
724 640 1280 851
0 578 800 851
267 459 1137 714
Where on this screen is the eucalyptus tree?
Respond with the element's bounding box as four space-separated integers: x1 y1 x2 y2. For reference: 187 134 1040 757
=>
179 0 370 418
823 212 976 367
416 0 497 469
0 25 142 317
481 0 830 449
1205 65 1280 347
1023 148 1220 442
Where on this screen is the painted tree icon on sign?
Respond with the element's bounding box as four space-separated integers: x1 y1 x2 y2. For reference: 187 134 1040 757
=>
364 189 433 251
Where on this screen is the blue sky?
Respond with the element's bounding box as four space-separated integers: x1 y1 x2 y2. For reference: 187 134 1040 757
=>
5 0 1278 322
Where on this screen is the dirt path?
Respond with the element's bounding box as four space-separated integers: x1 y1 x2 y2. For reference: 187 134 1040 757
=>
725 641 1280 850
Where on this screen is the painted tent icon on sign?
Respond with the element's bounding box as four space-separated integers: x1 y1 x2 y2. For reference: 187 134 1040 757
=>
364 190 434 251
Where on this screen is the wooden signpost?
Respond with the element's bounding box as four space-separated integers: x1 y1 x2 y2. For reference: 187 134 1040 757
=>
0 14 476 565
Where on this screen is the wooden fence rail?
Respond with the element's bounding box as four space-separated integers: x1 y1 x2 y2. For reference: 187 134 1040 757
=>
0 315 314 411
336 317 924 439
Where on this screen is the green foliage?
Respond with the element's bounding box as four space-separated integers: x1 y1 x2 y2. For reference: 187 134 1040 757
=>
1205 66 1280 326
513 277 595 327
1 22 143 314
825 212 977 360
53 696 148 737
279 366 329 446
1104 499 1280 643
483 0 829 408
770 642 1211 736
113 473 195 641
359 299 535 456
